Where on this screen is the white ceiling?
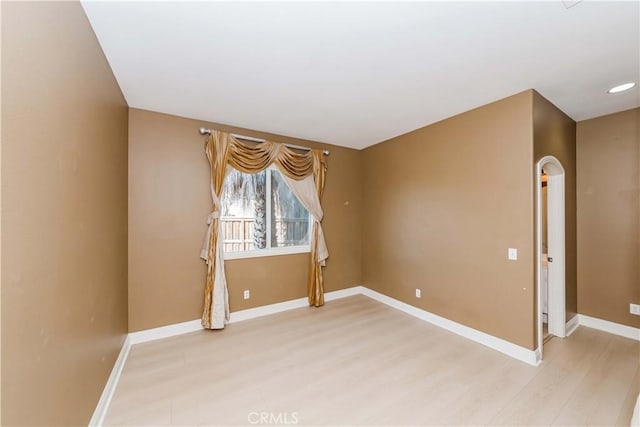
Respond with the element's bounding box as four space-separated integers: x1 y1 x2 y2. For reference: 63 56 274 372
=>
82 1 639 150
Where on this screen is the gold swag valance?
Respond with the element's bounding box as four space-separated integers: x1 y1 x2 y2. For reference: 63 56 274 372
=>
200 130 328 329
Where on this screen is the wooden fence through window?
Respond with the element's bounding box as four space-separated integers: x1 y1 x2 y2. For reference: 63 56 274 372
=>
220 217 309 253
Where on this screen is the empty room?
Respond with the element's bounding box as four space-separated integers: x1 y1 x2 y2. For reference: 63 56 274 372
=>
2 1 640 426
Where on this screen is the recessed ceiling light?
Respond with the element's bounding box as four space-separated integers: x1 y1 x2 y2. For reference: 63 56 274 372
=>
607 83 636 94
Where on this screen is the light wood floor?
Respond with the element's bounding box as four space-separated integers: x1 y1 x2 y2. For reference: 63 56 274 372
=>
105 295 640 426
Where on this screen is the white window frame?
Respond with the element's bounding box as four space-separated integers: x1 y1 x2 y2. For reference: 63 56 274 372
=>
223 165 312 260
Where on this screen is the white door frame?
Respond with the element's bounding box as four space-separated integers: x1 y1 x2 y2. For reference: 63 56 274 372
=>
535 156 566 359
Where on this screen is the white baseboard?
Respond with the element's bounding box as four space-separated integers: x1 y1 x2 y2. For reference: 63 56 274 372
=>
578 314 640 341
88 335 131 427
360 287 540 366
228 297 309 324
565 314 580 337
323 286 365 301
129 286 364 345
129 319 202 345
229 286 362 323
127 285 540 366
534 347 542 365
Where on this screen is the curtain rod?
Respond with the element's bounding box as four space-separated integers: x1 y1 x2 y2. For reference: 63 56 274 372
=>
198 127 329 156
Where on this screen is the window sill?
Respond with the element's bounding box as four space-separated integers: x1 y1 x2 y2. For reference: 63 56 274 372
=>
224 245 310 260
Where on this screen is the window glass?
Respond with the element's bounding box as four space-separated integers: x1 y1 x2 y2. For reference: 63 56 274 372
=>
220 167 309 254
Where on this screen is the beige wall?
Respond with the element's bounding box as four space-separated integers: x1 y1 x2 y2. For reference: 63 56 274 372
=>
362 91 537 349
128 109 362 332
577 108 640 328
1 2 129 426
532 91 578 321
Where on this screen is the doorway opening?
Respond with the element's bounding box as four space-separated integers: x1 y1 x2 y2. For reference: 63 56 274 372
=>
541 170 552 344
536 156 566 361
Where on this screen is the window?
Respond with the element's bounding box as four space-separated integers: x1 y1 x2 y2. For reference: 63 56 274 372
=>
220 166 310 259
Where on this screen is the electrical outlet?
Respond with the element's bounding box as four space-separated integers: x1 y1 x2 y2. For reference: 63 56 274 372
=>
415 289 421 299
508 248 518 261
630 303 640 316
243 290 250 300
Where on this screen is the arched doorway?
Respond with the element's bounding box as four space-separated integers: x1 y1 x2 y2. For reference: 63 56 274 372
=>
536 156 566 360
